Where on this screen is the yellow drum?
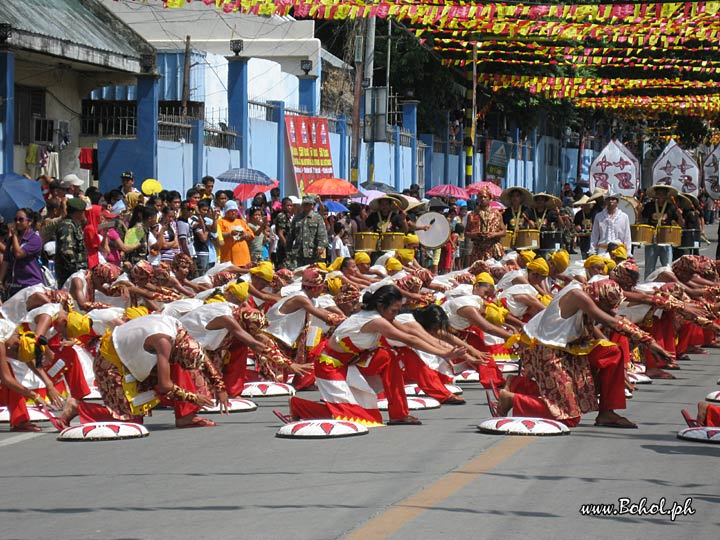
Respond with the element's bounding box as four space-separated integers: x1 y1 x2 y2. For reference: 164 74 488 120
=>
656 225 682 246
380 232 405 251
630 224 654 244
354 232 379 252
514 229 540 249
501 232 514 249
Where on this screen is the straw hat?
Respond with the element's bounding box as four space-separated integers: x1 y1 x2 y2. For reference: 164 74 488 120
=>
386 194 415 212
500 186 532 207
572 195 596 207
646 184 679 199
533 192 562 208
677 193 700 210
369 195 404 212
587 187 608 203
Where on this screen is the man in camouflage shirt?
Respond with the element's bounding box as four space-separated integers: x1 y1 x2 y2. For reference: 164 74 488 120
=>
288 195 328 267
273 196 298 268
55 197 88 287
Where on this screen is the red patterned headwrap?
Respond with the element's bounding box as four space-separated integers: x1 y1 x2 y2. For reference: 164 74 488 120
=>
454 272 474 285
672 255 717 283
301 267 324 288
335 282 361 306
609 261 640 291
413 267 434 287
468 260 490 275
90 262 122 285
130 260 155 286
584 279 625 312
171 252 195 272
272 268 294 289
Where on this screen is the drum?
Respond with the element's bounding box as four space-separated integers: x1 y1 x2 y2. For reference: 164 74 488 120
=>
514 229 540 249
656 225 682 246
415 212 451 249
540 230 563 251
380 232 405 251
500 232 514 249
681 229 701 249
630 224 654 244
618 196 639 225
354 232 379 252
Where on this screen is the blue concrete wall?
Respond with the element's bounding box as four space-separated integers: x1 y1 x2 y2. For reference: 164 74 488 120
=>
203 146 241 179
98 139 143 193
247 118 278 179
157 141 194 194
329 131 343 178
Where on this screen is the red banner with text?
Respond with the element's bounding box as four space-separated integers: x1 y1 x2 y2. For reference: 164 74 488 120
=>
285 116 334 194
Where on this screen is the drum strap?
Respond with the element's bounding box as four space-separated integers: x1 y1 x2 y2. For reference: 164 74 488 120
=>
512 207 522 235
653 201 668 233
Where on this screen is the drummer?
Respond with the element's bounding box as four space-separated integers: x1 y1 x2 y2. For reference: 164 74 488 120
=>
572 195 597 258
529 193 561 232
501 187 535 239
588 191 631 256
674 194 702 258
465 185 506 260
365 195 408 234
641 185 684 279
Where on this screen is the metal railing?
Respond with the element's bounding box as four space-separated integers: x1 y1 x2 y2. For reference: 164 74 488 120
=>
204 125 237 149
158 113 192 142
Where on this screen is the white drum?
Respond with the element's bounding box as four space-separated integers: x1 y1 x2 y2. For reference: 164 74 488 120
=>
677 426 720 444
377 396 441 411
416 212 451 248
276 419 369 439
241 382 295 398
57 422 149 441
477 417 571 436
617 196 639 225
202 398 258 414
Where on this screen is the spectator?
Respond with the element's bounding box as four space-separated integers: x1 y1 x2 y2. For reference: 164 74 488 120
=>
331 222 350 260
217 200 253 266
158 206 180 263
289 195 328 266
246 206 266 262
55 197 88 288
201 176 215 199
0 208 44 298
176 201 196 264
193 199 215 274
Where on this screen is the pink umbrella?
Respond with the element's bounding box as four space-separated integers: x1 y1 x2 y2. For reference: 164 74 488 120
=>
351 188 386 206
490 200 506 210
425 184 470 200
467 181 503 198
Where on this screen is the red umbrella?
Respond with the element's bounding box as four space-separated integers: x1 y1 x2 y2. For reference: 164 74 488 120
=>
467 181 503 198
425 184 470 200
305 177 359 197
233 178 279 201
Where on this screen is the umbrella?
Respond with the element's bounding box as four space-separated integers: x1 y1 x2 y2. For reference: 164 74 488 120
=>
322 200 350 213
305 177 359 197
0 173 46 222
360 180 398 194
467 181 503 198
425 184 470 200
217 167 273 185
490 200 506 210
351 189 386 206
233 179 279 202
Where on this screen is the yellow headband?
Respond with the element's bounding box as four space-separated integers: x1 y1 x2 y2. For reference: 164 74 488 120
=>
226 281 250 303
17 328 37 364
527 258 549 276
474 272 495 285
124 306 149 320
66 311 92 339
611 245 628 261
604 258 617 273
354 252 371 265
584 255 606 269
396 249 416 264
326 276 343 296
385 257 402 271
404 234 420 246
550 250 570 273
328 257 344 272
249 261 275 283
484 302 508 326
519 250 536 264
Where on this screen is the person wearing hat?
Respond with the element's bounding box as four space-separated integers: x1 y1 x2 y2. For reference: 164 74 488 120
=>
588 190 631 257
642 185 684 278
288 195 328 267
118 171 138 196
572 195 597 258
61 173 84 198
365 195 408 234
55 197 88 288
529 193 561 232
501 187 535 240
465 185 506 261
217 200 254 267
675 194 702 258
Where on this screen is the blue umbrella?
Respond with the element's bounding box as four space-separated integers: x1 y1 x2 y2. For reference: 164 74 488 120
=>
323 200 349 213
0 173 46 222
217 168 273 185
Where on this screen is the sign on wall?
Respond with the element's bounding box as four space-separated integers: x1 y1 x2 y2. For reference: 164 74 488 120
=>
285 116 334 194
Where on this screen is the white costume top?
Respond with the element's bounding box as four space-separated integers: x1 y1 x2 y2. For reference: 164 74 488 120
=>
332 309 383 351
180 302 233 351
112 315 179 382
589 208 632 254
616 302 653 324
21 304 61 334
588 273 606 284
524 281 584 348
0 319 15 343
87 307 125 336
62 269 126 309
161 298 204 319
495 268 526 292
442 295 484 331
0 283 45 323
265 291 314 347
499 284 538 318
644 265 672 283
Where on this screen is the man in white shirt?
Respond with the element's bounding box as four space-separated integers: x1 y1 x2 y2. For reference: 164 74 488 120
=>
589 191 632 255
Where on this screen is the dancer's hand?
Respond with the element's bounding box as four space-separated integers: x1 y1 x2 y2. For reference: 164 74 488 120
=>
216 390 230 415
289 362 313 376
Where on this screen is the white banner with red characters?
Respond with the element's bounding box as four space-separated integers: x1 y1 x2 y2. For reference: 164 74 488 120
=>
285 116 334 194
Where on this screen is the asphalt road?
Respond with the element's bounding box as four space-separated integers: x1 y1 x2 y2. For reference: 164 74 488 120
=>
1 236 719 540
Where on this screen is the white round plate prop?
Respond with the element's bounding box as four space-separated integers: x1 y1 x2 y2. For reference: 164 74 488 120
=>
625 388 633 399
705 391 720 403
0 406 58 423
377 396 441 411
627 372 652 385
453 370 480 383
276 419 369 439
202 398 258 414
677 426 720 444
630 364 646 374
241 382 295 398
496 362 520 374
57 422 149 442
477 417 570 436
404 384 462 396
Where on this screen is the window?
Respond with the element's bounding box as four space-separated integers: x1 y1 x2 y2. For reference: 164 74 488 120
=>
14 85 46 145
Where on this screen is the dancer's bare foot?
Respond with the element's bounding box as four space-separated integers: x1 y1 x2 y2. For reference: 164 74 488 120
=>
60 397 78 426
594 410 637 428
697 401 710 426
498 388 514 417
646 368 675 379
175 414 215 428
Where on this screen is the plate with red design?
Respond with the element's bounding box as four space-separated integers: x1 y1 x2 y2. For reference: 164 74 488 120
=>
477 417 570 436
241 382 295 397
57 422 149 441
276 419 369 439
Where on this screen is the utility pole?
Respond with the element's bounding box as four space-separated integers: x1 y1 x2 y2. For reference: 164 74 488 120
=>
350 20 366 185
181 35 191 117
463 44 477 188
365 16 376 182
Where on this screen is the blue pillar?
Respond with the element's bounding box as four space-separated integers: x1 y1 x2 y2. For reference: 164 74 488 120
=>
227 56 249 167
337 115 347 179
0 50 15 175
402 101 419 186
393 125 401 192
190 119 204 184
420 134 434 190
298 76 318 116
136 74 159 181
268 100 285 193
